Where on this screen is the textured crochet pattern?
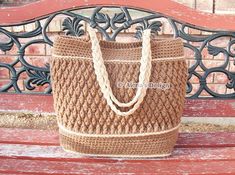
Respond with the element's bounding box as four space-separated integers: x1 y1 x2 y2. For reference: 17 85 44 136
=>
51 33 188 157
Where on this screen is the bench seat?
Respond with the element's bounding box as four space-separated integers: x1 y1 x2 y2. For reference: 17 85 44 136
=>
0 128 235 174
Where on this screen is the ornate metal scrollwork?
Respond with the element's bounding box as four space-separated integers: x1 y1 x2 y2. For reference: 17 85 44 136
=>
0 38 14 52
62 17 85 37
135 20 162 39
0 6 234 98
173 23 235 98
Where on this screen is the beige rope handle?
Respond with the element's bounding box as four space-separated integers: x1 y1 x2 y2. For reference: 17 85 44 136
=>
87 26 152 116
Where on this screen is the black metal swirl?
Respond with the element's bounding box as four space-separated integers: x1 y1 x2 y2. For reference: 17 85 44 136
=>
0 6 234 98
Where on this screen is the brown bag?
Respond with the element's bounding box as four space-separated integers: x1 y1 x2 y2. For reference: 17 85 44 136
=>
51 27 188 158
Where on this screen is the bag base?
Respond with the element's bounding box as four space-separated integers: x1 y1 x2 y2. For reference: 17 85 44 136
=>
58 125 179 158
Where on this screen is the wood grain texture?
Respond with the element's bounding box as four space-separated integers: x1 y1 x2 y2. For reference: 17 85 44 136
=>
1 128 235 147
184 99 235 117
0 128 235 174
1 144 235 161
0 94 54 113
0 158 235 175
1 94 235 117
0 128 59 146
1 0 235 32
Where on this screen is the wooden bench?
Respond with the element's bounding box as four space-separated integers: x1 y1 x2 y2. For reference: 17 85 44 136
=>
0 128 235 174
0 0 235 174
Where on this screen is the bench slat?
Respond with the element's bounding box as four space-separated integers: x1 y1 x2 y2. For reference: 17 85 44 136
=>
0 144 235 162
0 143 235 161
0 158 235 175
1 0 235 33
0 128 235 174
0 128 235 147
176 132 235 148
0 128 59 146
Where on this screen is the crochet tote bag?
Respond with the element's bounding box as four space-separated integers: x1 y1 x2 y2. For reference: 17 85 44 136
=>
51 27 188 158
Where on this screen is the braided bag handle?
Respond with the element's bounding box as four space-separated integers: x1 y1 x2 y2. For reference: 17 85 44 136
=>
87 27 152 116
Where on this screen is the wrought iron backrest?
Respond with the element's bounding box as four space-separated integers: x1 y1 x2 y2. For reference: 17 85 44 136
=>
0 4 234 99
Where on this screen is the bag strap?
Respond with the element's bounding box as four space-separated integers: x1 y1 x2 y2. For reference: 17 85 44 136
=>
87 27 152 116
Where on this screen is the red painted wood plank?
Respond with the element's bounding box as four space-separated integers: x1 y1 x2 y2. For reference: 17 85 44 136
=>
0 144 235 161
0 128 235 174
0 173 36 175
1 128 235 148
0 128 59 146
184 99 235 117
0 94 54 113
1 0 235 32
0 158 235 175
1 94 235 117
176 132 235 148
